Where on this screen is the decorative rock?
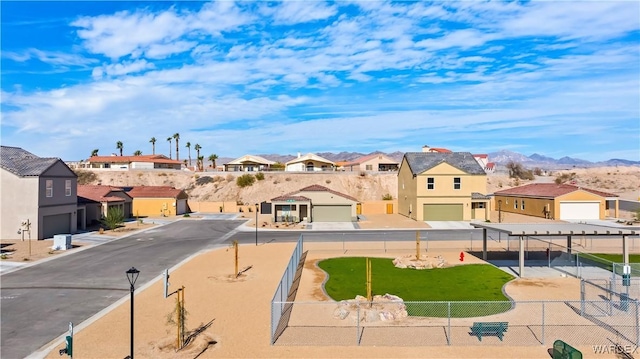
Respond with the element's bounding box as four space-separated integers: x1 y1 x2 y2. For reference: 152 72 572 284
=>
333 307 349 320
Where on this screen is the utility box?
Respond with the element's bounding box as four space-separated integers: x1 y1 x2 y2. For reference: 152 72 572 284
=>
52 234 72 250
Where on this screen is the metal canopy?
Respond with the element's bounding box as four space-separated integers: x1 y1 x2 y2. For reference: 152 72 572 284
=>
471 223 637 236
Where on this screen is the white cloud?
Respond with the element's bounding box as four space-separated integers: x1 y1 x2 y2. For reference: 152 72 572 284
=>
2 48 97 67
269 1 338 25
92 59 155 79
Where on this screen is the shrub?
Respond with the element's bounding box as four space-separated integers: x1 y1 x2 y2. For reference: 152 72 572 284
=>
255 172 265 181
101 207 124 230
183 213 190 218
359 171 366 177
285 177 291 182
195 176 213 186
326 179 331 184
75 170 98 185
533 167 543 176
212 175 224 182
382 193 393 200
236 174 256 188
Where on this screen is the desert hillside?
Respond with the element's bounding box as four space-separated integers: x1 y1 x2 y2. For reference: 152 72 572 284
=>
80 166 640 204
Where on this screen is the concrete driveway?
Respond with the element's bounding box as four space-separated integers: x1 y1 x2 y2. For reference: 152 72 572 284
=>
426 221 474 229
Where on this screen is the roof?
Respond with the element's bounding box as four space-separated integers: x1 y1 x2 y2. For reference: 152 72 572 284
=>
296 184 358 202
225 155 275 166
285 153 335 166
1 146 64 177
485 162 496 170
473 154 488 159
493 183 618 199
77 185 129 203
270 195 311 202
471 192 491 200
471 223 636 236
402 152 486 176
87 154 182 165
126 186 187 199
343 153 399 166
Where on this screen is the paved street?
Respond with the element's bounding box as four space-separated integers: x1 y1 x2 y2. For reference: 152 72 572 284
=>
0 219 243 359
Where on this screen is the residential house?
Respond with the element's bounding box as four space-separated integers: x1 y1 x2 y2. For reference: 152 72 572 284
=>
77 185 133 226
485 162 496 173
1 146 78 239
398 152 490 221
285 153 335 172
341 153 399 172
422 145 452 153
270 185 359 222
493 183 619 220
223 155 274 172
126 186 189 217
87 154 182 170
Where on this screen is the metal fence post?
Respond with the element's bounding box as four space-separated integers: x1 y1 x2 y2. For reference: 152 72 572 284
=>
580 280 585 315
342 233 345 253
541 302 545 345
447 302 451 346
577 253 580 279
636 300 639 347
548 242 551 268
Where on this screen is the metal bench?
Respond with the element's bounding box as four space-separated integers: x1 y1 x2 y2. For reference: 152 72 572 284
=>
469 321 508 341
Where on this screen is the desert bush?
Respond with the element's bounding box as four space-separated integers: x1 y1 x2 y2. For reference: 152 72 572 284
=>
158 172 167 176
505 161 534 180
285 177 291 182
195 176 213 186
255 172 265 181
273 179 280 185
382 193 393 200
271 162 285 170
75 170 98 185
325 179 331 184
533 167 543 176
212 175 224 182
359 171 366 177
554 173 574 184
236 174 256 188
194 174 200 179
101 207 124 230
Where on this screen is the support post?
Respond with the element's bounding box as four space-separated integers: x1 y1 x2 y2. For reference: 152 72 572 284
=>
482 228 487 261
447 302 451 346
519 236 525 278
541 302 545 345
416 231 420 260
567 235 572 255
623 235 629 265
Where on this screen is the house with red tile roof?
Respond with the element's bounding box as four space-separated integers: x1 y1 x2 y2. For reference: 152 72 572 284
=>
125 186 189 217
77 185 133 226
422 145 452 153
87 154 182 170
341 153 399 172
270 184 359 223
493 183 619 220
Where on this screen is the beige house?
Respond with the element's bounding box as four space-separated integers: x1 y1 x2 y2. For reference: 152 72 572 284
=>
341 153 399 172
77 185 133 226
285 153 335 172
493 183 619 220
224 155 274 172
270 185 359 222
398 152 489 221
1 146 79 239
126 186 189 217
87 154 182 170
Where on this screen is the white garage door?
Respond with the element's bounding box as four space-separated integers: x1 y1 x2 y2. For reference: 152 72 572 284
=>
559 202 600 220
312 205 352 222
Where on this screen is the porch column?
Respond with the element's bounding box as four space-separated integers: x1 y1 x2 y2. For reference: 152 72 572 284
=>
482 228 487 261
519 236 525 278
567 235 572 255
614 199 619 219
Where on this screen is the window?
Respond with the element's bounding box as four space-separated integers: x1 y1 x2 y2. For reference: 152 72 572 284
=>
365 164 372 171
453 177 461 190
427 177 435 190
514 200 518 209
521 200 525 210
46 180 53 197
65 180 72 196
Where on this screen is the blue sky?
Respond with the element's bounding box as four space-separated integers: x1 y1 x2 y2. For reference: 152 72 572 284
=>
1 1 639 162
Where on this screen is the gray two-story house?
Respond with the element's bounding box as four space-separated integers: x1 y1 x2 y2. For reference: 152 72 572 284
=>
1 146 78 239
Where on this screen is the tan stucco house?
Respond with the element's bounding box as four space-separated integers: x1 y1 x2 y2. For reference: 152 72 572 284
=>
342 153 399 172
270 185 359 222
493 183 619 220
398 152 489 221
87 154 182 170
77 185 133 226
285 153 335 172
223 155 274 172
1 146 79 239
126 186 189 217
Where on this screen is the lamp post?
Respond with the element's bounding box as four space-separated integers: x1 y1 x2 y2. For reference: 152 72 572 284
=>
255 203 259 246
498 200 502 223
126 267 140 359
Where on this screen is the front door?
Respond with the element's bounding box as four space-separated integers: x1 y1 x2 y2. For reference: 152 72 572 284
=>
300 205 308 222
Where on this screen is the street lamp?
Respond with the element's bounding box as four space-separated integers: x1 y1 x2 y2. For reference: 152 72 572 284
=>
126 267 140 359
255 203 259 246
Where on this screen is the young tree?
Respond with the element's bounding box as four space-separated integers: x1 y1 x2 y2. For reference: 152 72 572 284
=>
101 207 124 230
173 133 180 161
133 150 142 156
167 137 172 159
208 154 218 169
185 142 192 167
149 137 157 155
91 149 99 157
116 141 123 156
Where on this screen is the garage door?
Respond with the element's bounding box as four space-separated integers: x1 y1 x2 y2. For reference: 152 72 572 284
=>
423 204 463 221
312 205 352 222
177 199 187 215
42 213 71 238
560 202 600 220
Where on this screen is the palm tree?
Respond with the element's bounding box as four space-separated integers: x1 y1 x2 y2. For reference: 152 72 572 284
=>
173 133 180 161
183 159 187 167
149 137 156 155
91 149 99 157
116 141 123 156
197 155 204 171
194 144 201 164
185 142 192 167
208 154 218 169
133 150 142 156
166 137 172 159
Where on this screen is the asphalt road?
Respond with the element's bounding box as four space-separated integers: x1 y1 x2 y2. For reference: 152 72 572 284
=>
620 199 640 213
0 220 244 359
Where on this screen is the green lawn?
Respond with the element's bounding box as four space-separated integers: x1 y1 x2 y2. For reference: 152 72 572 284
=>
580 253 640 276
317 257 515 317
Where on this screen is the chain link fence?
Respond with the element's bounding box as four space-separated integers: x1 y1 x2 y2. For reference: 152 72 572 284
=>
272 299 640 347
271 234 304 343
